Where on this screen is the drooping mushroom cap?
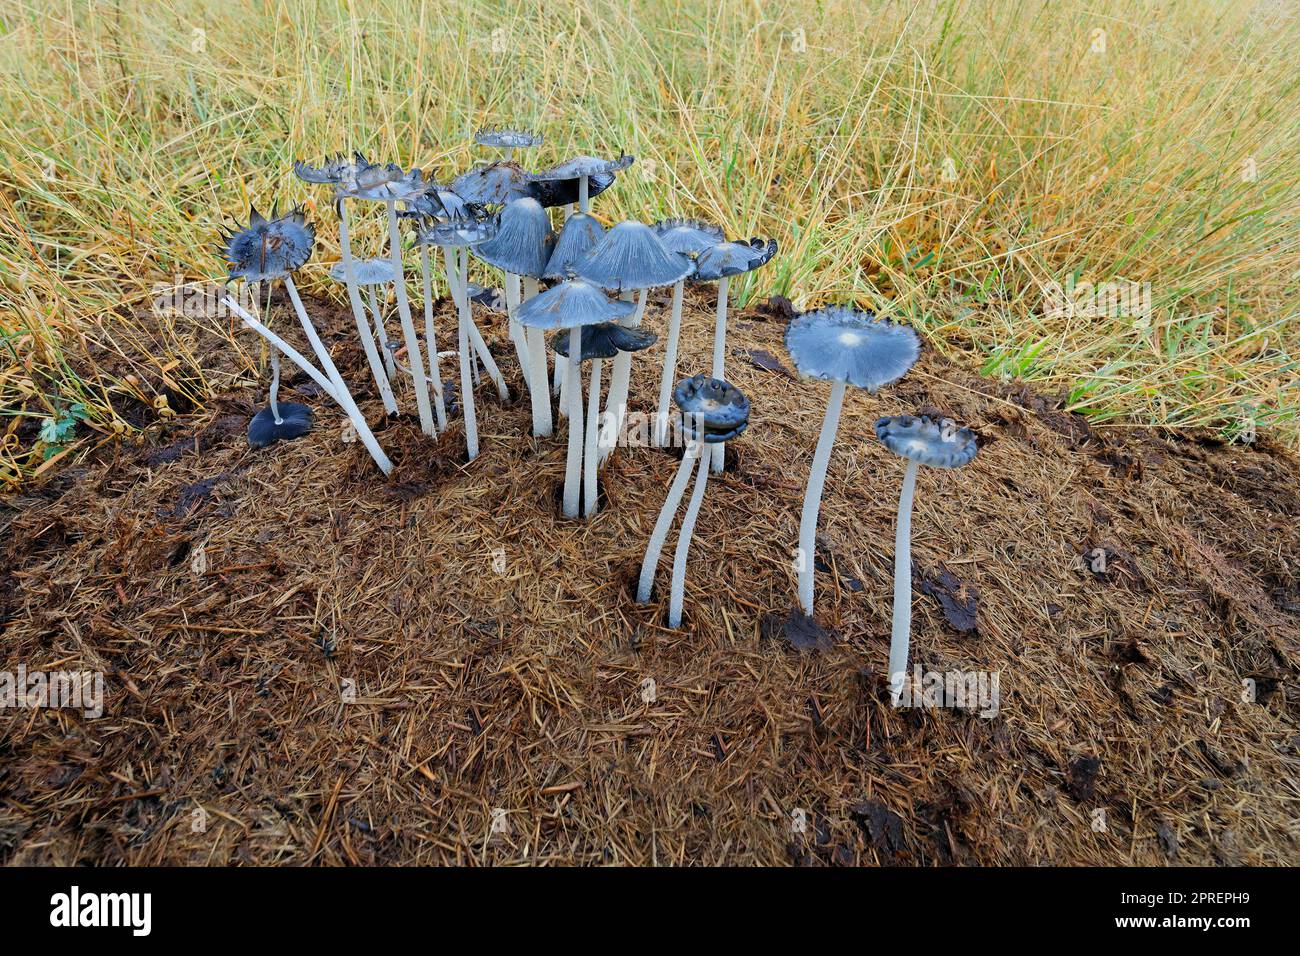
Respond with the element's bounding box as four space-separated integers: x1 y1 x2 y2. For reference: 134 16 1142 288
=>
543 213 606 279
471 197 553 277
516 277 636 330
784 306 920 392
329 257 396 286
294 153 427 201
247 402 313 448
575 221 694 292
219 205 315 283
532 169 619 208
549 322 658 361
528 153 634 182
450 160 538 206
692 237 778 281
475 126 543 150
402 187 477 222
672 375 751 443
416 215 499 248
874 414 979 469
652 218 725 256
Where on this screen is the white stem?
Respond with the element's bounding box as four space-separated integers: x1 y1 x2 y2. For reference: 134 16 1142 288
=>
225 294 391 474
557 346 571 417
462 249 509 400
710 276 730 473
447 247 478 460
636 442 699 602
600 288 647 465
505 272 531 393
527 326 553 437
366 284 397 379
654 280 685 446
578 176 589 213
889 459 919 706
269 350 283 423
386 200 434 436
583 358 602 516
668 448 711 627
796 378 847 615
522 277 545 385
562 330 584 518
419 244 448 431
553 352 565 396
283 275 348 399
338 202 399 415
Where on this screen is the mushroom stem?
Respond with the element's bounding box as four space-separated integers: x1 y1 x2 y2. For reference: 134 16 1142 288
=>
653 279 685 447
556 349 571 417
385 200 434 436
709 275 730 473
600 287 647 465
888 459 919 705
365 285 397 380
796 377 847 615
578 176 590 213
268 350 283 423
668 447 711 627
460 248 509 401
521 279 552 437
337 201 399 416
504 272 531 393
636 442 699 603
561 328 584 517
445 247 478 460
418 243 448 431
225 293 391 474
583 357 602 516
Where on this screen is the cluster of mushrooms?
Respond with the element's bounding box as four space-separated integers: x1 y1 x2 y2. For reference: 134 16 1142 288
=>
216 127 979 702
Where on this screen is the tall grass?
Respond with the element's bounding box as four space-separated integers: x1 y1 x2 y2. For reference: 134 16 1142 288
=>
2 0 1297 486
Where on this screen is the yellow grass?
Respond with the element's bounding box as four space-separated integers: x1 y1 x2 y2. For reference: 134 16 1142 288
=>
1 0 1298 487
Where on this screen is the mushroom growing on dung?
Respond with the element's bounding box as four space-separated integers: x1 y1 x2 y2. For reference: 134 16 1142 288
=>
784 306 921 615
636 375 750 627
874 414 979 704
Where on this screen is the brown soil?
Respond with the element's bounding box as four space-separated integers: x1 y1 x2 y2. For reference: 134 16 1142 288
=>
2 289 1298 865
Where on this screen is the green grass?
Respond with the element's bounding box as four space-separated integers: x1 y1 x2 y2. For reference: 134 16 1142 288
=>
1 0 1297 486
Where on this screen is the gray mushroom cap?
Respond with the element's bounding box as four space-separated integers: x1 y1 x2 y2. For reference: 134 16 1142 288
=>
401 187 476 222
528 153 634 182
692 237 777 281
672 375 750 443
516 277 637 330
875 414 979 469
784 306 921 392
532 169 619 207
475 126 543 150
574 221 695 292
219 205 315 283
296 154 428 201
472 197 554 277
549 322 658 360
652 218 725 256
329 256 396 286
450 161 538 205
543 213 606 279
247 403 313 449
416 216 499 248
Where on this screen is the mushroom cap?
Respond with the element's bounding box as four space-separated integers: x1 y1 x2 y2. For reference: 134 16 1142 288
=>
516 277 636 330
528 153 634 182
574 221 695 291
466 283 507 313
784 306 920 392
543 212 606 279
450 160 538 206
692 237 778 281
295 154 427 201
549 322 658 360
874 414 979 469
672 375 751 443
652 218 725 256
416 216 498 248
471 197 554 277
247 403 313 448
329 257 396 286
219 205 315 283
401 187 477 222
475 126 543 150
532 169 619 207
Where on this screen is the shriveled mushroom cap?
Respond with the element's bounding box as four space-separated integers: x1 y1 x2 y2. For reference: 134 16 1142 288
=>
219 205 315 283
533 169 618 208
402 187 477 222
295 154 428 201
784 306 920 392
471 197 553 277
329 257 396 286
247 403 313 448
549 322 657 360
875 414 979 469
516 277 636 330
575 221 694 292
528 153 634 182
451 160 538 205
544 213 606 279
672 375 750 443
475 126 543 150
416 216 498 248
652 218 725 256
692 237 777 281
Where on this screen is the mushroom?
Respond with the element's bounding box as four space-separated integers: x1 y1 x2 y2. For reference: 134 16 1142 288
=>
247 349 313 448
874 414 979 704
450 159 538 207
543 213 607 414
636 375 750 626
472 197 555 434
218 204 392 473
574 221 694 464
328 257 399 381
692 236 778 470
551 323 657 516
474 125 543 163
528 153 634 214
784 306 921 615
650 218 725 445
516 277 635 517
